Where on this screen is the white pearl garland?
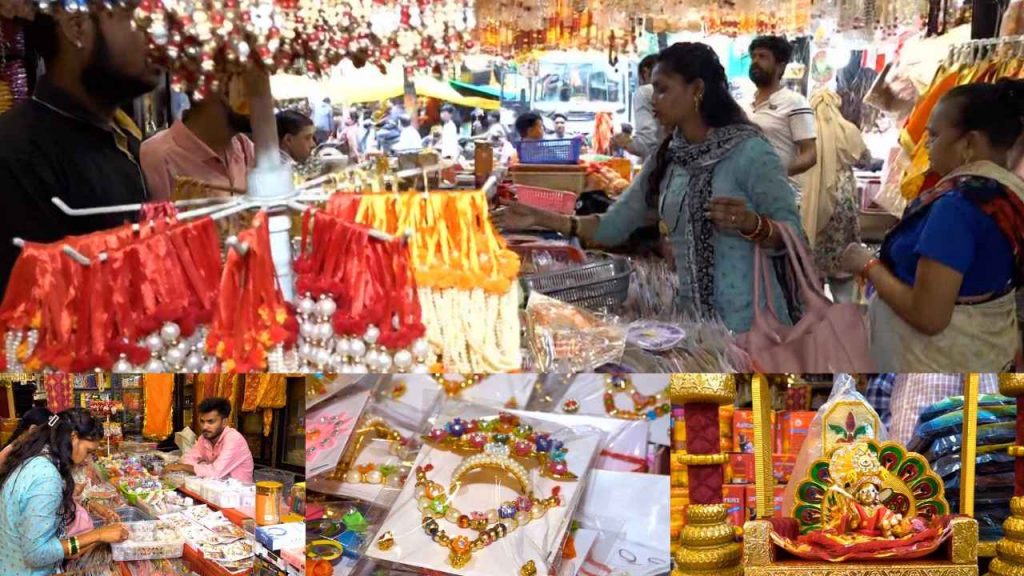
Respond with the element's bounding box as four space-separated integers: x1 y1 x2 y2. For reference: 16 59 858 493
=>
111 323 216 374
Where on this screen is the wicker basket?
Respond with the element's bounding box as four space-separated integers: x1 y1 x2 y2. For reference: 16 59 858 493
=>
520 252 633 310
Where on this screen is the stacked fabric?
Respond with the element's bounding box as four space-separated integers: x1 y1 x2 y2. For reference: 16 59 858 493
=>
908 394 1016 542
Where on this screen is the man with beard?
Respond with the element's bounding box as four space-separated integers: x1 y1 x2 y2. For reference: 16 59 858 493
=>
141 76 256 201
163 397 254 483
748 36 817 181
0 4 161 300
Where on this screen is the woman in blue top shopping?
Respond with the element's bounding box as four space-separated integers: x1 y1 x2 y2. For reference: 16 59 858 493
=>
492 42 804 333
840 79 1024 372
0 408 128 575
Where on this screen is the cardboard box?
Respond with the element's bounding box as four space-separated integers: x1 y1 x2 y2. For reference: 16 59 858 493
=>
782 411 816 455
255 522 305 551
733 410 755 453
773 454 796 484
723 485 746 528
719 405 735 452
745 486 757 523
727 453 754 484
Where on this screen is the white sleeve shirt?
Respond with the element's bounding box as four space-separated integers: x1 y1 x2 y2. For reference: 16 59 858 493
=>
631 85 667 158
749 88 816 170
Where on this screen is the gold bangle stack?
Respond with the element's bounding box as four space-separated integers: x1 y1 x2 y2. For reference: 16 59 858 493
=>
739 214 773 243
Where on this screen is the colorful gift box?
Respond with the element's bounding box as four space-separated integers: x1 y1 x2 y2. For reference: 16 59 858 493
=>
733 410 755 453
781 411 816 455
723 485 746 528
772 454 796 484
255 522 305 551
719 405 735 452
727 453 754 484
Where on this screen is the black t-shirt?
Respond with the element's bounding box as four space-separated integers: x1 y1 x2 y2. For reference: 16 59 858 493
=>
0 79 148 300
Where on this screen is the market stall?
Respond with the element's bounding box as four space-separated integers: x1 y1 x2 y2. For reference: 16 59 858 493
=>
1 373 307 576
303 373 671 576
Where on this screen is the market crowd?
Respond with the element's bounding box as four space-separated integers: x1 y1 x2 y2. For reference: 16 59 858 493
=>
0 2 1023 372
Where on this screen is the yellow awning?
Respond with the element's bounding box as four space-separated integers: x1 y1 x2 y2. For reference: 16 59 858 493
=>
324 67 404 104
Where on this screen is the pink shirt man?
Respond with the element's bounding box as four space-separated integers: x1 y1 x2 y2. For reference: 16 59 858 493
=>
180 427 254 483
140 120 255 201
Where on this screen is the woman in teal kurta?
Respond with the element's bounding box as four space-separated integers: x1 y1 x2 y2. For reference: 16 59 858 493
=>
0 409 127 575
495 42 803 332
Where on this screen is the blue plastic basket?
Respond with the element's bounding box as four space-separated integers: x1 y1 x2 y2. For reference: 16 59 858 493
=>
516 138 583 165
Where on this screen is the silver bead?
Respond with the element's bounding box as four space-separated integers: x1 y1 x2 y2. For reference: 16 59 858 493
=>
160 322 181 344
144 357 166 373
364 325 380 345
315 322 334 342
300 320 316 340
412 338 430 359
412 363 430 374
377 351 393 372
350 339 367 359
316 296 337 318
314 347 332 367
184 353 204 372
298 295 316 316
112 356 134 373
145 333 165 353
164 347 186 367
393 350 413 370
335 338 352 356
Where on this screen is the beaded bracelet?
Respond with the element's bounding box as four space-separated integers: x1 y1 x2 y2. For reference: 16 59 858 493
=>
423 412 577 481
603 375 671 421
333 416 411 487
432 374 484 397
406 463 562 569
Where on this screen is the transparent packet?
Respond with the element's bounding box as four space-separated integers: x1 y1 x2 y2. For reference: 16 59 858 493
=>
365 400 605 575
550 373 671 447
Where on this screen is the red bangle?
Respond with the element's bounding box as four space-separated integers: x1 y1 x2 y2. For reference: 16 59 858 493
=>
860 258 883 279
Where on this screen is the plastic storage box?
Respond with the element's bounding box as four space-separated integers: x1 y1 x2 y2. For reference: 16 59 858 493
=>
111 521 185 561
515 138 583 165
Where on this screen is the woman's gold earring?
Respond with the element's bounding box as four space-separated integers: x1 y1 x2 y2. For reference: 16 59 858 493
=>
694 93 703 114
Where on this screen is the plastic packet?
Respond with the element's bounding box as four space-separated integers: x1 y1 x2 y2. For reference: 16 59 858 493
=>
922 421 1016 461
371 375 446 432
908 404 1017 453
365 401 605 575
306 383 375 479
525 292 626 372
573 470 670 572
307 500 389 575
551 373 670 447
782 374 887 514
511 410 651 473
918 394 1014 424
308 375 384 410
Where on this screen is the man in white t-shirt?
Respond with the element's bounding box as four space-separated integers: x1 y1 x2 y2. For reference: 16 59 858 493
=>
439 104 461 159
748 36 817 183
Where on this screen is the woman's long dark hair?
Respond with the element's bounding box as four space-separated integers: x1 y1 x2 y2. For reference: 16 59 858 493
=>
646 42 753 207
5 406 54 447
0 408 103 530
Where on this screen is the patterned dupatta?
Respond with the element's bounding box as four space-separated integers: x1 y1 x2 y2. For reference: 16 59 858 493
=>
665 124 763 318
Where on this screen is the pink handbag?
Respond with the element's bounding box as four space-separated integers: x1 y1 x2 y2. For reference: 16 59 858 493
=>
737 223 874 373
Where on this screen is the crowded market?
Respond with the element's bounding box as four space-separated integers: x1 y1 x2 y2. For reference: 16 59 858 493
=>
0 0 1019 377
0 373 306 576
303 373 669 576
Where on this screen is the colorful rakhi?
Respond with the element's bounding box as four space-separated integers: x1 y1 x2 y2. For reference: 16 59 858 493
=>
422 412 576 481
602 375 670 421
407 461 563 569
332 416 411 488
306 413 354 458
